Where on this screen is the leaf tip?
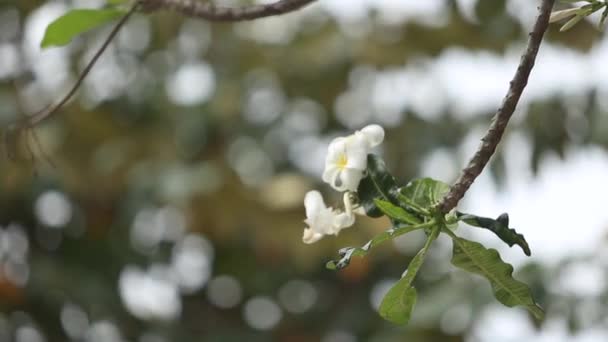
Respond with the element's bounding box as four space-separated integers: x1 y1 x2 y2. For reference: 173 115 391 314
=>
530 304 545 320
325 261 337 270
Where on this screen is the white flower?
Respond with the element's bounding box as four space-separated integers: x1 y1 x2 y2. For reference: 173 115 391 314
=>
302 191 355 244
322 124 385 192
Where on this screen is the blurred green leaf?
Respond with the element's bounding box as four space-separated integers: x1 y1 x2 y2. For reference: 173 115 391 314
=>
448 232 544 319
600 5 608 28
457 212 531 256
41 8 126 48
380 284 417 325
560 13 586 31
357 154 400 218
379 226 439 324
374 199 421 225
475 0 506 22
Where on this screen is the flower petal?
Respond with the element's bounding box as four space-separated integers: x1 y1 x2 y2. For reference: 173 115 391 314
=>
344 145 367 170
302 228 324 244
304 190 326 220
325 137 347 163
360 124 385 148
333 212 355 232
339 168 364 192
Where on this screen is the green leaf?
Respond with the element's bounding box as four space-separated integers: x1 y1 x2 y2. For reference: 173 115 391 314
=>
357 154 400 218
379 226 439 324
398 177 450 211
448 232 544 319
379 284 417 325
41 8 126 48
600 5 608 28
374 199 421 225
326 221 435 270
560 17 580 32
457 212 531 256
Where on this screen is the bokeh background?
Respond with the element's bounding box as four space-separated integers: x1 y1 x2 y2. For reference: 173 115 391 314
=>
1 0 608 341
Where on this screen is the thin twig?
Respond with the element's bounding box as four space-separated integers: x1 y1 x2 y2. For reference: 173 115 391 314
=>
9 80 55 167
22 1 142 127
437 0 555 214
139 0 316 21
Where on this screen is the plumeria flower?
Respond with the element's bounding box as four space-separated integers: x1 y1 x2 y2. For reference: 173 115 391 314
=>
302 190 355 244
322 124 385 192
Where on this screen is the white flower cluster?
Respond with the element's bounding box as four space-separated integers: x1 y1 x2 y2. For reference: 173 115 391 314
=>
302 125 385 244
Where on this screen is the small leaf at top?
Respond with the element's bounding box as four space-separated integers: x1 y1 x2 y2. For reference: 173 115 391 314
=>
398 177 450 211
41 8 126 48
448 233 544 319
457 212 531 256
357 154 400 218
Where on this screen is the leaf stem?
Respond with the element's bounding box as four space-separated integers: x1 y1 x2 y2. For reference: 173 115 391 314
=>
402 224 440 284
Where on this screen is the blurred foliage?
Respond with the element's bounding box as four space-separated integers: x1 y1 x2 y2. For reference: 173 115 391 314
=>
0 0 607 341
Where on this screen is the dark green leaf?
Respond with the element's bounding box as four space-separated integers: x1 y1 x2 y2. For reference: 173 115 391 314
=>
41 8 126 48
326 221 435 270
457 212 531 256
398 177 450 211
357 154 400 218
379 226 439 324
448 233 543 319
374 199 421 225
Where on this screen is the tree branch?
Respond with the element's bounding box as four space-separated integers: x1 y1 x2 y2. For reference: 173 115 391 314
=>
437 0 555 214
139 0 317 21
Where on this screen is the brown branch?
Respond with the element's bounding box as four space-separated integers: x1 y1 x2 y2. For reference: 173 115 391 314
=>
21 1 142 128
140 0 317 21
437 0 555 214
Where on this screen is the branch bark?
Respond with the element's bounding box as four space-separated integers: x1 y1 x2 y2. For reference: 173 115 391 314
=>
437 0 555 214
140 0 317 21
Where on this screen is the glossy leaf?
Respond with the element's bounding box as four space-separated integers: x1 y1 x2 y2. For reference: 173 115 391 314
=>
449 233 544 319
374 199 421 225
41 8 126 48
357 154 400 217
398 177 450 211
379 227 439 324
457 212 531 256
326 221 435 270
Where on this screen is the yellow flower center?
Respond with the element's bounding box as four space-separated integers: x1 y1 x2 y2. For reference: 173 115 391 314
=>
336 153 348 170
